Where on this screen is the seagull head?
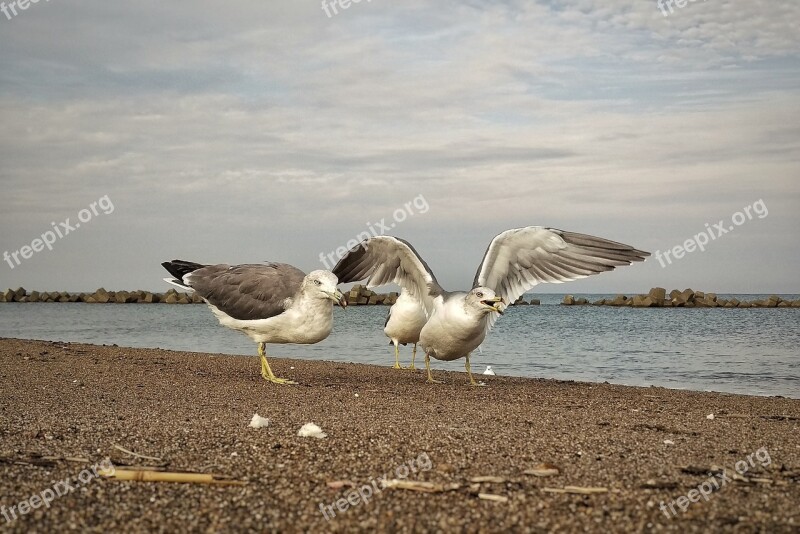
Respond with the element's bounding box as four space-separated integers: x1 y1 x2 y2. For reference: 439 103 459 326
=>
466 287 504 315
306 270 347 308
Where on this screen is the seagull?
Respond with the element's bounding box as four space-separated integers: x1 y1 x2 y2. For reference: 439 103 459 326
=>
161 260 347 385
384 288 427 370
332 227 648 385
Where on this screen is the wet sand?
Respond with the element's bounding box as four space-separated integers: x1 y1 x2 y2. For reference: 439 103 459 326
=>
0 338 798 533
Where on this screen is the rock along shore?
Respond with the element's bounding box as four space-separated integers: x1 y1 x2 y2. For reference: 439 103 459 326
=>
562 287 800 308
2 285 795 308
0 285 542 307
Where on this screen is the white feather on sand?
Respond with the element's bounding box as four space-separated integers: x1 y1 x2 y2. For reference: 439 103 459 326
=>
249 414 270 428
298 423 327 438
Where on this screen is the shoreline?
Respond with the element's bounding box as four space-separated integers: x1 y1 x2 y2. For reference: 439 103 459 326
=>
1 338 798 532
3 286 799 308
2 333 796 401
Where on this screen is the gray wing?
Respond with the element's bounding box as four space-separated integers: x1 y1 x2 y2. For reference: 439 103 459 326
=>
332 236 443 312
185 262 306 321
474 227 649 307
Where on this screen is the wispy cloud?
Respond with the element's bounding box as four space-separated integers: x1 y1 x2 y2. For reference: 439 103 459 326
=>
0 1 797 292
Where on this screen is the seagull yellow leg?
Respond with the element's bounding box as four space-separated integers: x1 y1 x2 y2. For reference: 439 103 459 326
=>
465 353 483 386
258 342 297 385
405 343 418 371
425 352 442 384
392 342 402 369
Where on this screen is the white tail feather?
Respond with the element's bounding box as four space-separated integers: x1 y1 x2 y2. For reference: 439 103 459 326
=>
162 277 194 292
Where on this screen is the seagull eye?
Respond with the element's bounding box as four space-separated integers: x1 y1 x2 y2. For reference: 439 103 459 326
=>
314 280 322 286
476 292 483 298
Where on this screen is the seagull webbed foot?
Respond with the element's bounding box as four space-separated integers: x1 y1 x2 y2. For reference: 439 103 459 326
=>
406 343 418 370
262 373 298 385
258 343 297 386
465 353 486 387
391 343 403 369
424 353 442 384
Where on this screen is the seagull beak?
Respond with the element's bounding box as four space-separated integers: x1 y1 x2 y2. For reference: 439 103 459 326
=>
481 296 504 315
330 289 347 309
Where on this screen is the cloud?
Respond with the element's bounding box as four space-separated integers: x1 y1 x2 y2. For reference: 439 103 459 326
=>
0 0 797 292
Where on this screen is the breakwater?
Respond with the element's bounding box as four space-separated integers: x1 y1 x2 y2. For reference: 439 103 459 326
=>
561 287 800 308
0 285 539 306
1 286 795 307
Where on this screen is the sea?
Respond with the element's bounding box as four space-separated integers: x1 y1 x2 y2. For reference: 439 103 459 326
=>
1 294 798 398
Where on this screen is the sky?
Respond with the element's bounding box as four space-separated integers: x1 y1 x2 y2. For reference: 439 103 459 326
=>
0 0 798 294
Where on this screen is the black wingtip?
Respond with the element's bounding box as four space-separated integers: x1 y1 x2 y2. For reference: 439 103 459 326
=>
161 259 206 283
558 231 650 264
331 241 369 282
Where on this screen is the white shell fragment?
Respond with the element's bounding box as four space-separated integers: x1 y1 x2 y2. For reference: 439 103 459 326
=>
706 414 715 420
298 423 327 439
478 493 509 503
524 463 560 477
249 414 270 428
483 366 496 376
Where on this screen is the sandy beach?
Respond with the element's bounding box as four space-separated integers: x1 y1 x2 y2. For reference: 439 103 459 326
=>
0 338 798 533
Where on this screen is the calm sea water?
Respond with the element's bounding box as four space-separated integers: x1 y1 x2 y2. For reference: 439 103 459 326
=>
1 294 798 398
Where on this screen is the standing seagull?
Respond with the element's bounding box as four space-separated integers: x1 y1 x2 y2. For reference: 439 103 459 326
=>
384 288 427 370
333 228 648 385
161 260 347 385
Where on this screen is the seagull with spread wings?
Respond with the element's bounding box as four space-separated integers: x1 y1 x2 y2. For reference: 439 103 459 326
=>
332 227 649 385
162 260 347 385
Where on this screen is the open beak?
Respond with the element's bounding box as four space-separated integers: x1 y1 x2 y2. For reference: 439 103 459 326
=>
329 289 347 309
481 296 504 315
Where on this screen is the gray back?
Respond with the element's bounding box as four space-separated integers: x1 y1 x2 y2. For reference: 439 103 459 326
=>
188 262 306 321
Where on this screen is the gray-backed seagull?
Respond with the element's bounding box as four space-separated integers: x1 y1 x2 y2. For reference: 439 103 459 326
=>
162 260 346 385
384 288 427 370
332 227 649 385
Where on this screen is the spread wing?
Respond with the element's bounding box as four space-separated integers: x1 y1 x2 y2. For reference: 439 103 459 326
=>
474 227 649 307
185 262 306 321
332 236 443 314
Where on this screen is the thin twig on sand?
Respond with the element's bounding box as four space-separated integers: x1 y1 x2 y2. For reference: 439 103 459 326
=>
113 444 163 462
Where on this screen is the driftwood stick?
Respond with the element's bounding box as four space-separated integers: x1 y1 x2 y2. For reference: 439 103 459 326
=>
105 469 246 486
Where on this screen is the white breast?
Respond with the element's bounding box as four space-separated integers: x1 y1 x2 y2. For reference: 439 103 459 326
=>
384 294 427 344
419 293 488 361
209 295 333 345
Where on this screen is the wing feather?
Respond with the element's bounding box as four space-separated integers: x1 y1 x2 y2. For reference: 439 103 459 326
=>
332 236 443 312
185 262 305 321
473 227 649 306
